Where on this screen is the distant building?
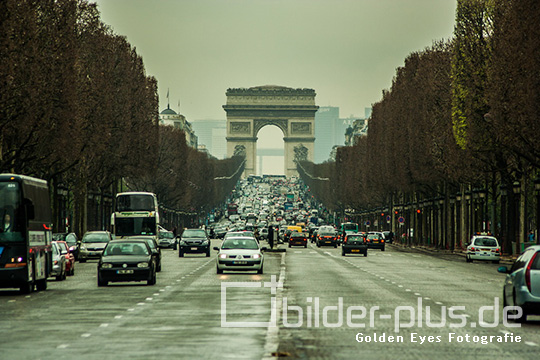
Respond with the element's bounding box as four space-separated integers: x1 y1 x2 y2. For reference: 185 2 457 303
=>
314 106 340 163
190 119 227 159
159 106 198 148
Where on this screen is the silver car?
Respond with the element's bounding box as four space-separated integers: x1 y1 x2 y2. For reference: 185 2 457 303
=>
214 237 266 274
498 245 540 322
79 231 112 262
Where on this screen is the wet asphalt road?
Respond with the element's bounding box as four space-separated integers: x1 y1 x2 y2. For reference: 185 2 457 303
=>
1 240 540 359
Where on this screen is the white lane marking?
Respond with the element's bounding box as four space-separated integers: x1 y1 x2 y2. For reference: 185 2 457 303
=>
146 297 153 301
525 342 539 347
81 333 91 338
435 302 443 305
57 344 69 349
8 300 16 303
99 323 109 328
114 315 123 319
127 308 135 312
263 252 286 360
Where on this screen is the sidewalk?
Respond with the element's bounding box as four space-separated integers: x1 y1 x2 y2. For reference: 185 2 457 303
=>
390 242 515 265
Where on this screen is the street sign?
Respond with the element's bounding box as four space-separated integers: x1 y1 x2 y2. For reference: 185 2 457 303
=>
398 216 405 224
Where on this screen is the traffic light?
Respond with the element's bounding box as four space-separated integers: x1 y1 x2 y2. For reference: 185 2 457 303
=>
416 209 421 214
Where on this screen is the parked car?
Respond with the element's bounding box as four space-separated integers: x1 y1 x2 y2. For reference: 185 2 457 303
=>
97 239 157 286
466 235 500 263
79 231 113 262
55 240 75 276
158 230 177 250
50 241 66 281
179 228 210 257
53 232 79 260
497 245 540 322
342 233 368 257
366 232 385 251
214 237 266 274
289 232 308 248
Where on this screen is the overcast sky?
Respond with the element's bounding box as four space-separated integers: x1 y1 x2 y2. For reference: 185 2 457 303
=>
94 0 456 121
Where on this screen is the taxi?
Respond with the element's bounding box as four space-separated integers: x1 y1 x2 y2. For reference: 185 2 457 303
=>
466 234 501 263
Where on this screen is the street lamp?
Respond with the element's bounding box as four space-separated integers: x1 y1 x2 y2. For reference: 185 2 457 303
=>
535 177 540 245
513 181 521 256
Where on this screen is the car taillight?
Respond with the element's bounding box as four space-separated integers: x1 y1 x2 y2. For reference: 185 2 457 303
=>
526 252 538 292
381 239 385 243
470 247 475 252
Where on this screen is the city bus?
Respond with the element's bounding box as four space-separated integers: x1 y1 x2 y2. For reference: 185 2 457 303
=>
0 174 52 293
111 192 159 238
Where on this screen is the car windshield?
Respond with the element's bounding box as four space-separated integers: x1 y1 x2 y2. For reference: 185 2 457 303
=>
82 233 110 243
221 239 259 250
367 234 380 240
319 231 334 236
474 238 497 247
183 229 206 238
348 236 363 241
104 242 149 256
160 232 174 239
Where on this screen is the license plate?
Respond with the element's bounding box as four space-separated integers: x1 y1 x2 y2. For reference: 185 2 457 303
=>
117 270 134 274
351 249 360 252
233 261 247 265
191 247 198 251
325 241 332 244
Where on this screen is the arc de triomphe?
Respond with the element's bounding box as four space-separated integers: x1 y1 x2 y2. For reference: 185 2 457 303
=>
223 85 318 178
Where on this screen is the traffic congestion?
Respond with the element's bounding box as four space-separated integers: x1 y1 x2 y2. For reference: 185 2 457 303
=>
1 174 540 360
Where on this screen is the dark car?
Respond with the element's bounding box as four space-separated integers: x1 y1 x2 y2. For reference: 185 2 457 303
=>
97 239 156 286
289 232 308 248
366 232 385 251
316 228 338 248
158 230 177 250
342 233 368 257
497 245 540 322
128 236 162 272
179 228 210 257
53 232 79 260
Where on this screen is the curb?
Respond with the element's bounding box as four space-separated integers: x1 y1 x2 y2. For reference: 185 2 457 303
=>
389 243 514 265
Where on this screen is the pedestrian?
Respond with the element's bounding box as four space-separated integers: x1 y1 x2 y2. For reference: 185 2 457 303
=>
268 225 274 249
528 230 535 243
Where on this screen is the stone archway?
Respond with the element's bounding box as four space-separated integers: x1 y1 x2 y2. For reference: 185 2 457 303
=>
223 85 318 177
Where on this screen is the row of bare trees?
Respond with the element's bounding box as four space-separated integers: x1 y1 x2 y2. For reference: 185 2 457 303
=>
1 0 242 235
298 0 540 254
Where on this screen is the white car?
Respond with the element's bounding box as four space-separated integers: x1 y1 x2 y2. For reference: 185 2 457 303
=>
466 235 501 263
214 237 266 274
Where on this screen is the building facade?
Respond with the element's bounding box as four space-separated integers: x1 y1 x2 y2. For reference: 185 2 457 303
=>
159 106 198 148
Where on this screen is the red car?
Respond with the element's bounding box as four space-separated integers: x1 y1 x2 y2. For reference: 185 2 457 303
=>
289 232 308 248
55 240 75 276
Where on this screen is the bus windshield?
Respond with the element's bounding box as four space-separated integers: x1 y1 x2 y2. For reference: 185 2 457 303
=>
116 217 157 237
0 181 23 242
116 194 156 212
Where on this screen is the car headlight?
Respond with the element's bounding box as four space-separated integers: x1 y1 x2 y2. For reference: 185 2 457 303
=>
101 263 113 268
253 253 261 259
137 262 149 268
81 245 87 250
202 240 209 245
219 254 227 259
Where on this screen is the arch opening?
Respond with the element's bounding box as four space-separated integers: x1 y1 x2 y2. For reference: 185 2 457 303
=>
256 125 285 176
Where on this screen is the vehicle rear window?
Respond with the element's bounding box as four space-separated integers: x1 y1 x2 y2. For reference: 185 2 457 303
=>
474 237 498 247
347 236 363 241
